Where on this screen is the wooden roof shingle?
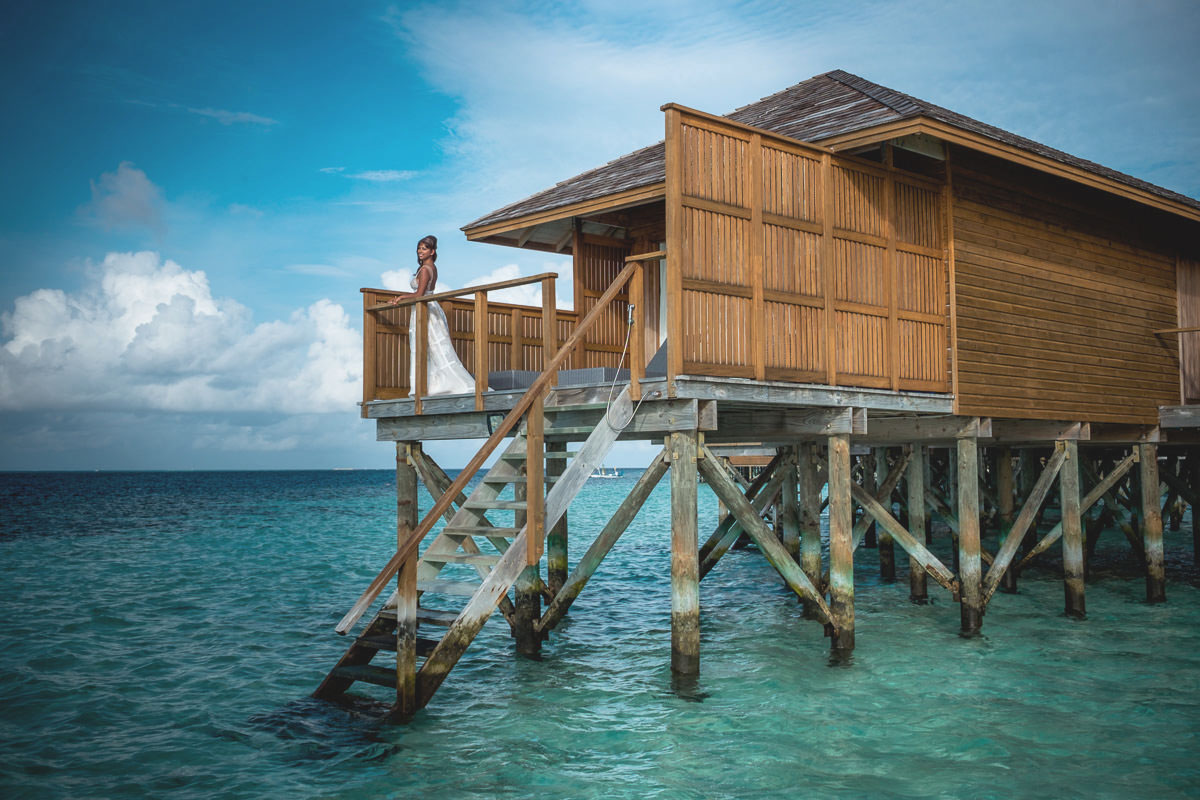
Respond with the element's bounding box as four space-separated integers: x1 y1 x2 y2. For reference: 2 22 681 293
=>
464 69 1199 232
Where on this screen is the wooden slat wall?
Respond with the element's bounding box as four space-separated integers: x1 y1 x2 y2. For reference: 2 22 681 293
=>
666 109 949 391
951 147 1181 422
573 234 631 369
364 293 579 399
1181 258 1200 403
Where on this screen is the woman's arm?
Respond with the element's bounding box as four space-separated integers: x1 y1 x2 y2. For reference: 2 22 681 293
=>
387 267 432 304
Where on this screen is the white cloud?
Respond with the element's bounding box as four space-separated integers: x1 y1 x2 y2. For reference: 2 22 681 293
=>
0 251 361 415
187 107 279 126
346 169 417 182
83 162 166 234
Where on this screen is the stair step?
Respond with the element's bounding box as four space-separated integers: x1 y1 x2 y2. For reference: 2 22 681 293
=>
482 474 558 485
464 500 527 510
417 579 481 597
444 526 521 537
355 634 439 657
421 551 502 566
331 664 395 688
500 450 577 461
416 607 459 626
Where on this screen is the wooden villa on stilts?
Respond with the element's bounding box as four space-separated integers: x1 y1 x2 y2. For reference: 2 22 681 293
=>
315 70 1200 719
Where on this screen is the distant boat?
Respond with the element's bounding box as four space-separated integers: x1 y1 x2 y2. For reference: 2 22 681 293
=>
590 466 621 479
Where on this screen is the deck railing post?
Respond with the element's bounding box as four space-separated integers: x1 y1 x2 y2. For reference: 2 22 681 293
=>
362 293 377 417
542 277 557 387
629 262 644 401
414 301 428 416
474 291 489 411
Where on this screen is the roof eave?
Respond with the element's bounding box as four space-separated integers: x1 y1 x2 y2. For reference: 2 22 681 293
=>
462 181 666 242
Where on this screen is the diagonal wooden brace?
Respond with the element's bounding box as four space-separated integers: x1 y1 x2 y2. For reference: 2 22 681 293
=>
852 446 912 550
981 445 1067 604
1016 450 1138 572
850 482 959 596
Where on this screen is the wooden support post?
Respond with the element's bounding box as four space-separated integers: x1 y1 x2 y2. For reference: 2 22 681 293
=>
907 444 928 604
670 431 700 675
862 451 878 548
512 469 541 658
996 447 1017 594
1060 440 1085 618
828 433 854 653
1191 448 1200 565
474 291 488 411
875 447 895 579
542 276 557 387
395 442 418 717
798 442 825 619
546 442 568 598
1140 443 1165 603
781 447 800 561
957 436 983 635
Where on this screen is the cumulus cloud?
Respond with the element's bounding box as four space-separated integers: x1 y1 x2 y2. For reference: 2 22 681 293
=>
83 162 166 234
0 251 361 414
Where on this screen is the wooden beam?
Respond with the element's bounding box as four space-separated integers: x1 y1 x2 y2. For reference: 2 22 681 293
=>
545 442 569 598
850 481 958 594
394 443 418 718
1140 443 1165 603
708 407 857 439
670 431 700 675
958 436 983 635
1060 440 1086 618
981 445 1067 604
987 420 1089 442
828 434 854 652
1160 406 1200 429
907 444 929 603
698 454 787 578
698 445 834 626
798 442 825 618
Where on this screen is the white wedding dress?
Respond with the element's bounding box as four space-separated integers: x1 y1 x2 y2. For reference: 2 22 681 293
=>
409 275 477 395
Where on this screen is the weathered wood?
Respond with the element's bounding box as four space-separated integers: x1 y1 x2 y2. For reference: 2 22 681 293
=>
670 431 700 675
995 447 1017 593
1017 451 1138 569
798 442 825 617
474 291 488 411
698 456 788 578
851 447 912 549
1060 440 1085 618
988 420 1088 442
780 447 800 561
512 472 541 657
671 376 953 414
538 449 670 633
707 407 856 439
849 482 958 594
394 443 418 717
526 395 545 564
958 436 983 635
413 301 427 415
698 445 834 625
366 272 559 310
1160 406 1200 428
1140 443 1165 603
828 434 854 651
545 443 568 597
981 445 1067 604
862 415 991 443
875 447 896 579
907 444 928 602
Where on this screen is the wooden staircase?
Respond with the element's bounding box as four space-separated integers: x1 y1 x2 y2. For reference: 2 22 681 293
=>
314 388 633 716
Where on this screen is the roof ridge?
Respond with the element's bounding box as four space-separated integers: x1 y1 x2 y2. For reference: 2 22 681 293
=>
823 69 927 118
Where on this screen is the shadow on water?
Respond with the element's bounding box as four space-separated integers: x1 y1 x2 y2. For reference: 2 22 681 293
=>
245 698 402 764
668 672 709 702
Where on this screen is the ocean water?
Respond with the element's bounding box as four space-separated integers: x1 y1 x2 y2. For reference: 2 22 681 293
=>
1 468 1198 799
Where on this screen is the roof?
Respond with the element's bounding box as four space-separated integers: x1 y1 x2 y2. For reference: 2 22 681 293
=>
464 69 1200 232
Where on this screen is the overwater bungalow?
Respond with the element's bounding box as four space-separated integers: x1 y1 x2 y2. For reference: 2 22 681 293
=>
316 70 1199 720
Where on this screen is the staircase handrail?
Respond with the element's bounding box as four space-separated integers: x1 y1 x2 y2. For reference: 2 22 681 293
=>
337 254 655 634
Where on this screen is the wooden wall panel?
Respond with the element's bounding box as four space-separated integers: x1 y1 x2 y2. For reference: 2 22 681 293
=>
951 147 1181 423
1181 258 1200 403
574 237 631 369
665 108 948 393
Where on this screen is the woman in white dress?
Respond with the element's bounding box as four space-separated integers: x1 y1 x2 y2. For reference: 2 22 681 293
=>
388 235 477 395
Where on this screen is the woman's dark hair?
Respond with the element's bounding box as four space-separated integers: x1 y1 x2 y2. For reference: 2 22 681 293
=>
419 235 438 261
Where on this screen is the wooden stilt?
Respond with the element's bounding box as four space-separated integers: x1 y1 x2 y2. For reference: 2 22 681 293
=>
395 442 418 717
996 447 1017 594
1059 440 1085 618
546 442 569 598
798 442 825 618
1191 449 1200 566
781 446 800 562
828 433 854 653
907 444 928 603
875 447 896 579
512 476 541 657
862 451 878 549
670 431 700 675
1140 443 1166 603
957 435 983 635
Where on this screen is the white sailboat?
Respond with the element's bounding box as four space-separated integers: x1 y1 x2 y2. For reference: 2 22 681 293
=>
589 465 621 479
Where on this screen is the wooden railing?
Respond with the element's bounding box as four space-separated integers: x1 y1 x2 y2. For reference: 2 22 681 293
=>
361 273 563 414
338 252 659 634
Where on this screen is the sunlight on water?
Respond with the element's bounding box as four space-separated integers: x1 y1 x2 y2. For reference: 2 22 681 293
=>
1 470 1197 798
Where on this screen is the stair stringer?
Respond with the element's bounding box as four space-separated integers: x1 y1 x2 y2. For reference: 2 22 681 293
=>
411 387 634 709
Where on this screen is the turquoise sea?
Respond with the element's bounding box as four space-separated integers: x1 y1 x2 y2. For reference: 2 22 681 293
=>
1 468 1198 799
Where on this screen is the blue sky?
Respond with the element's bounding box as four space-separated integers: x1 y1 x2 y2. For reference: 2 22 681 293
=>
1 0 1198 470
